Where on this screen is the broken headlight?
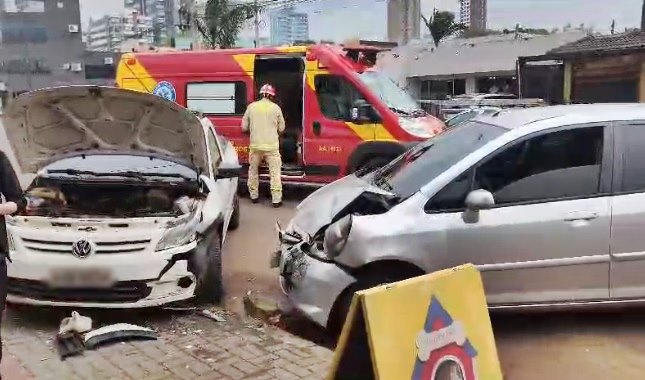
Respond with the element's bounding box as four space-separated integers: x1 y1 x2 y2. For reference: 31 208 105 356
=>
322 214 352 259
155 203 201 252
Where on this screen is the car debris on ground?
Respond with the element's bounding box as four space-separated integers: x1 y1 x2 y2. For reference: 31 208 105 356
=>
54 312 158 360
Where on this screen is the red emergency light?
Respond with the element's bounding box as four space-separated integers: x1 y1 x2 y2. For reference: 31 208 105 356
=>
305 51 317 61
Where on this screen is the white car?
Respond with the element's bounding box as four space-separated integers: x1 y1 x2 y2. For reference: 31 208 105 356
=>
1 86 241 308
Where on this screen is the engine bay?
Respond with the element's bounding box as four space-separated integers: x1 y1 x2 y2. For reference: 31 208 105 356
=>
22 179 203 218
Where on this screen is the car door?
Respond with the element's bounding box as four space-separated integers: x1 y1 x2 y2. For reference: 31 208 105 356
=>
201 119 235 240
608 121 645 299
424 124 612 305
304 73 378 168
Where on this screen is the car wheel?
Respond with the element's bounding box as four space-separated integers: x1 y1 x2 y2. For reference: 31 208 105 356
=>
228 195 240 231
328 269 420 337
194 229 223 304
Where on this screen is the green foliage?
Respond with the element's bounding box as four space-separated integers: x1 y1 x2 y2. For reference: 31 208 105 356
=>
197 0 259 49
421 10 467 47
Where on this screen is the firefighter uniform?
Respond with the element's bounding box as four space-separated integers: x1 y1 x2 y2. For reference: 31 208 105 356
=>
242 89 285 205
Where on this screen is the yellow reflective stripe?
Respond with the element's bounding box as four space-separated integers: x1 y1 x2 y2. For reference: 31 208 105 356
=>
374 124 396 141
232 53 256 77
250 144 279 151
116 54 158 93
276 46 308 54
345 122 396 142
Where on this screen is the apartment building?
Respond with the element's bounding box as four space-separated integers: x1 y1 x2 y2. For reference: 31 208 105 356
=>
0 0 85 93
459 0 486 31
270 7 309 46
124 0 177 45
387 0 421 44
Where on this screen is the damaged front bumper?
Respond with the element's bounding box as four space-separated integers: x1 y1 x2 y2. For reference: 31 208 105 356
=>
7 242 198 308
273 227 356 328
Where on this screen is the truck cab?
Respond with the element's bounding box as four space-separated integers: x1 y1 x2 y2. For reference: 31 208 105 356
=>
116 43 445 186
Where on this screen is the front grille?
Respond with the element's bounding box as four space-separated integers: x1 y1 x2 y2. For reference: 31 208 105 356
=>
20 238 151 254
8 279 152 303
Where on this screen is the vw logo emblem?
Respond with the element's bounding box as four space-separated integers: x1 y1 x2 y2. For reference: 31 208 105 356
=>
71 239 94 258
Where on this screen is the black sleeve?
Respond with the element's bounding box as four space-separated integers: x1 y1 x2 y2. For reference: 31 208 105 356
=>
0 152 25 214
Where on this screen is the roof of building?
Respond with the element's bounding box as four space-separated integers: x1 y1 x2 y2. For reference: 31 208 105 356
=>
547 30 645 56
398 31 587 78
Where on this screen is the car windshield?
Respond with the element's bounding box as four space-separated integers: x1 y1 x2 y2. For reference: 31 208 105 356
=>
358 71 423 115
368 121 506 198
42 154 198 182
446 111 477 128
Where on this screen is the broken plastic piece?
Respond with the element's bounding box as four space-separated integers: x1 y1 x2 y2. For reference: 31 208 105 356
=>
200 309 226 322
58 311 93 335
56 332 85 360
84 323 157 350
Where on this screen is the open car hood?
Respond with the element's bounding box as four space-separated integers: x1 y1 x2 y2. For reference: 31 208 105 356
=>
2 86 208 174
288 174 394 236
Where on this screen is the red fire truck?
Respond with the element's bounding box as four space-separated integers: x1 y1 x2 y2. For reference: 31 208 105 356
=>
116 43 445 185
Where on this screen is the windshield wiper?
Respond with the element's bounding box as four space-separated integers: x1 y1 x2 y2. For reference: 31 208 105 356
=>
45 169 193 181
390 107 427 117
46 169 148 181
389 107 412 116
110 171 195 181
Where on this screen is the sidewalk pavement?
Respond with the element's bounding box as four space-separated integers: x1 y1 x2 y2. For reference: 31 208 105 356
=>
1 307 332 380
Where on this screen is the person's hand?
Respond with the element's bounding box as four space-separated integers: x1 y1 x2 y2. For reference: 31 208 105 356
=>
0 201 17 216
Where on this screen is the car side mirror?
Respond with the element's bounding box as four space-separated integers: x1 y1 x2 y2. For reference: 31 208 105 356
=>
216 163 242 180
465 189 495 211
462 189 494 224
351 100 378 123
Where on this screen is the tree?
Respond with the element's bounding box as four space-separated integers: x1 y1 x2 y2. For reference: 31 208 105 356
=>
194 0 258 49
421 9 467 47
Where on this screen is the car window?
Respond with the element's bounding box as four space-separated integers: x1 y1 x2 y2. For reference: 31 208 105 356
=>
446 111 475 128
475 126 604 205
207 129 222 174
617 124 645 192
186 82 247 115
368 121 505 199
426 169 473 211
314 74 367 121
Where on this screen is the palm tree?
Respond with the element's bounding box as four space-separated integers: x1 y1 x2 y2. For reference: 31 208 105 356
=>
421 9 467 47
193 0 259 49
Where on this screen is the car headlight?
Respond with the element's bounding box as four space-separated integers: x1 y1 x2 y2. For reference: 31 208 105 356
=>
323 214 352 259
400 118 433 138
155 205 201 252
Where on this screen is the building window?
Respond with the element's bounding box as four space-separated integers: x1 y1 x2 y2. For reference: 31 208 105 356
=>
420 79 466 100
85 64 116 80
0 59 50 74
476 76 516 95
0 25 47 44
186 82 247 115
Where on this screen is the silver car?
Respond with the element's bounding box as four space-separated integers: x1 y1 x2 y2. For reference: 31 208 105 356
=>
275 104 645 333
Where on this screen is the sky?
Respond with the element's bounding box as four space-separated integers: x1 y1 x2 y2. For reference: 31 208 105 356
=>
79 0 643 41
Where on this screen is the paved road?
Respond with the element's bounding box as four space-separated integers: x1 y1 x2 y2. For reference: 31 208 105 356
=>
226 197 645 380
1 193 331 380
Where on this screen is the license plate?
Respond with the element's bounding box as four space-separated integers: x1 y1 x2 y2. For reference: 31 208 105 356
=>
48 268 113 288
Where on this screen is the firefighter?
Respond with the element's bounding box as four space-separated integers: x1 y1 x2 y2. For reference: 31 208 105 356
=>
242 84 285 208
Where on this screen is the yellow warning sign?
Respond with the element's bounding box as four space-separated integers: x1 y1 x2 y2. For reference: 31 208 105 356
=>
327 263 503 380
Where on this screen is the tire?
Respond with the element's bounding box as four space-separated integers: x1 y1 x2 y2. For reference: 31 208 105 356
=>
328 268 420 337
228 195 240 231
194 229 223 304
354 156 393 175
